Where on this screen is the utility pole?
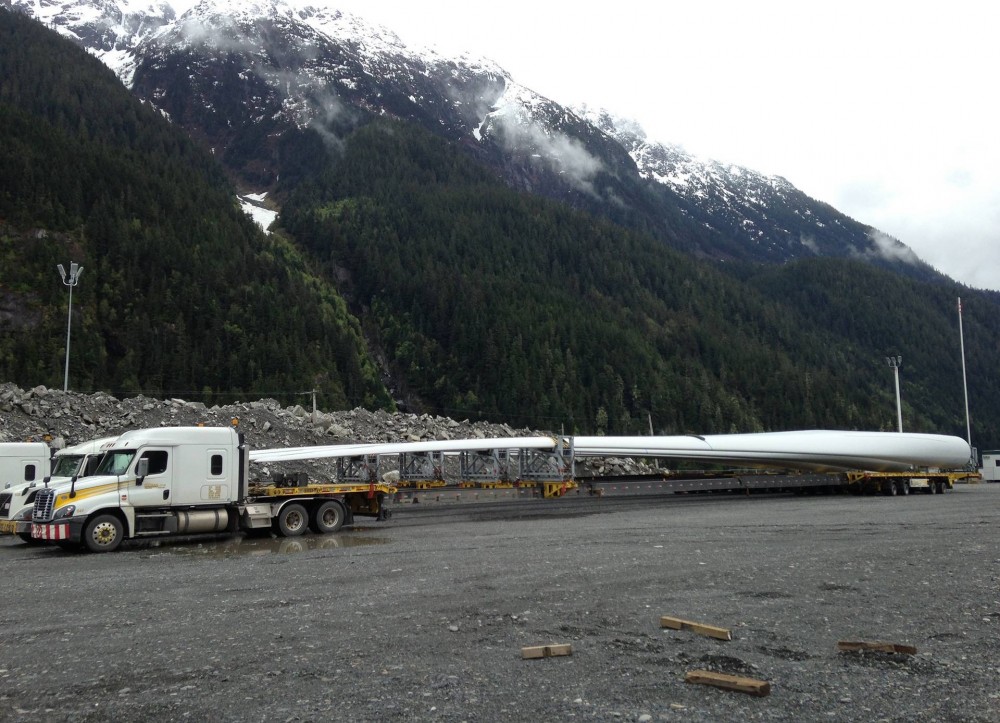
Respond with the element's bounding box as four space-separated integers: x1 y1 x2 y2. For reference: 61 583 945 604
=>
57 262 83 392
957 297 972 449
648 412 659 470
301 389 318 424
885 356 902 432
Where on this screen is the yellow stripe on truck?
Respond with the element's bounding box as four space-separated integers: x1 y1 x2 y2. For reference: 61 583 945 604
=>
55 482 122 509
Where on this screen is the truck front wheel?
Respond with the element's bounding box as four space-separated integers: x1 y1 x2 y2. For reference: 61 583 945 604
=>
84 514 124 553
310 500 345 534
276 503 308 537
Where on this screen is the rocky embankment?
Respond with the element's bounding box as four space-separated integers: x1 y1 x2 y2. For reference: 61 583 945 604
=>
0 383 648 479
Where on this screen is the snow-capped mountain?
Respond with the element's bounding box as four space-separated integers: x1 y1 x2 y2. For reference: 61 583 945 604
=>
3 0 180 84
2 0 934 274
579 106 926 268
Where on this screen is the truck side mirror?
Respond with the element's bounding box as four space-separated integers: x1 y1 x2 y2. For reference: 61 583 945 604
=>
136 457 149 485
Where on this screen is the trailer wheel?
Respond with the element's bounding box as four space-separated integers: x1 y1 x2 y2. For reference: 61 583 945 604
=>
933 481 944 494
885 481 898 496
83 514 124 553
310 500 345 535
276 503 308 537
899 481 909 496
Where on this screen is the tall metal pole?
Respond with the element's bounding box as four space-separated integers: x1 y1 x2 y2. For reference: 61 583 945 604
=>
957 297 972 447
57 262 83 392
885 356 902 432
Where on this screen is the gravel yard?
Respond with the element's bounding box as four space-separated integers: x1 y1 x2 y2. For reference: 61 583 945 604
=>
1 484 998 722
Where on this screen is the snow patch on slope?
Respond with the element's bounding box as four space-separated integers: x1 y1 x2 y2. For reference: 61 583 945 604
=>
238 192 277 233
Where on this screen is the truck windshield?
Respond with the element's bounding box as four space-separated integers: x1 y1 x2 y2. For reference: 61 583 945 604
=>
51 454 85 478
95 451 136 476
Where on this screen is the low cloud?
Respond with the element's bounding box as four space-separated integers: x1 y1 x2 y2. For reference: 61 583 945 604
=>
177 16 256 54
495 117 603 196
866 229 921 265
308 88 354 153
799 234 819 254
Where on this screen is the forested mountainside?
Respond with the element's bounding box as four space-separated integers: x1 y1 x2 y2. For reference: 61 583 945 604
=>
6 0 938 279
0 10 390 409
1 10 998 449
279 120 1000 444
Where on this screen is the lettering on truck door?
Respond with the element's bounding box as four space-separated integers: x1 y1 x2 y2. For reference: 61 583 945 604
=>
128 449 172 508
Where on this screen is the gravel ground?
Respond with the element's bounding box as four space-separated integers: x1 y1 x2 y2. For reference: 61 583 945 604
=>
1 484 998 722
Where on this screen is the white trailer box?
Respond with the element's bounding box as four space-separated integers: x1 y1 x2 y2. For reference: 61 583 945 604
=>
981 451 1000 482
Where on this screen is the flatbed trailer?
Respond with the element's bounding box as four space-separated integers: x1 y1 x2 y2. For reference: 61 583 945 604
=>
843 470 979 495
246 478 395 525
579 469 981 496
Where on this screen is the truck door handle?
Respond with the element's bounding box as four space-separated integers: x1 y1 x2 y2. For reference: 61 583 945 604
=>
163 490 170 500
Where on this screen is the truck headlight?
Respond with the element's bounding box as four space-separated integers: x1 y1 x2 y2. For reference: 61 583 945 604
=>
53 505 76 519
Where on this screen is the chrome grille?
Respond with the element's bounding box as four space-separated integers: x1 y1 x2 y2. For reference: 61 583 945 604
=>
33 488 55 522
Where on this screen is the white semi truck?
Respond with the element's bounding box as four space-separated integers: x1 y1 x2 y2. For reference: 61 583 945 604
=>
0 442 51 541
1 437 118 542
0 442 50 491
29 426 395 552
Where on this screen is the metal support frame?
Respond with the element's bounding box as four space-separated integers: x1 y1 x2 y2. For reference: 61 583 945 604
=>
518 443 574 483
398 451 445 483
459 449 511 484
336 454 380 484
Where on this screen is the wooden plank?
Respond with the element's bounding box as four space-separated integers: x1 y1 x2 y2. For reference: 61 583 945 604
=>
684 670 770 697
521 643 573 659
836 640 917 655
660 616 732 641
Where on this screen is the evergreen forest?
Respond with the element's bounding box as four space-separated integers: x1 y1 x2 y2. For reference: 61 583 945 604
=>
2 10 998 449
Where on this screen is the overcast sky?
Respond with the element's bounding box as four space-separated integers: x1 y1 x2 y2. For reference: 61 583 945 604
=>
329 0 999 292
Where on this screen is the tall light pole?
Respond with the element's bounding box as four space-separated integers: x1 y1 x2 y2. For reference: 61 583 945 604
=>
885 355 902 432
957 297 972 449
57 262 83 392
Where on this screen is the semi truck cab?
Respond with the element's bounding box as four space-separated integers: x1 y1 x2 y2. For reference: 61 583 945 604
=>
31 427 245 551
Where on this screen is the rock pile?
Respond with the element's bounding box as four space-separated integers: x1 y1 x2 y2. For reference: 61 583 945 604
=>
0 382 537 448
0 383 655 479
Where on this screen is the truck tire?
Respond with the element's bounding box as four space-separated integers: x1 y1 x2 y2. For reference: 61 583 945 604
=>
83 514 124 553
310 500 345 535
276 503 308 537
